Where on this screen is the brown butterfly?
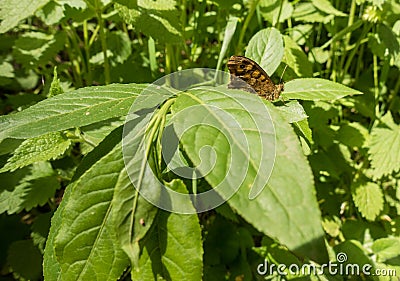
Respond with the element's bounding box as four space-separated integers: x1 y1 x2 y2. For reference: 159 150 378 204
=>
227 55 284 101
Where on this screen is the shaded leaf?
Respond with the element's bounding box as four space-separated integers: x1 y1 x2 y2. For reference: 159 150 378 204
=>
0 162 59 214
8 240 42 280
132 180 203 281
115 0 182 44
13 31 66 69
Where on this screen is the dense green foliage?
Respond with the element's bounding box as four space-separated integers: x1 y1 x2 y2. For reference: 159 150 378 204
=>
0 0 399 280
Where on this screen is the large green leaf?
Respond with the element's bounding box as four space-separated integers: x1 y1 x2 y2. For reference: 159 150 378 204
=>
282 78 363 101
245 27 284 76
173 88 328 263
0 83 144 141
52 128 129 280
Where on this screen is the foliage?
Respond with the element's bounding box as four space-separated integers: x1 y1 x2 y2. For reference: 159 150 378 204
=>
0 0 400 280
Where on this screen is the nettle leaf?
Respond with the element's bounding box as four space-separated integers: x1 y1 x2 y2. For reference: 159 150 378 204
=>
53 134 129 280
0 132 72 173
13 31 66 69
0 0 50 33
0 162 59 215
0 83 144 141
368 113 400 178
245 27 284 76
352 180 384 221
131 180 203 281
115 0 183 44
282 78 363 101
173 88 327 263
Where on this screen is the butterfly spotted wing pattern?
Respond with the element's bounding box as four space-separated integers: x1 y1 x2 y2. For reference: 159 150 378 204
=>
227 55 284 101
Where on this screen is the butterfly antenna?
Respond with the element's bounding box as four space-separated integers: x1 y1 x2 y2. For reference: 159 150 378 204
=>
279 64 288 84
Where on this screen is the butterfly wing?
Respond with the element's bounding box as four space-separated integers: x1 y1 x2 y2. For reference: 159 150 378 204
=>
227 55 283 101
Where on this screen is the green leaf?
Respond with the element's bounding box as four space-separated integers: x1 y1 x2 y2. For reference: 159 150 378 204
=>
276 101 308 123
115 0 183 44
311 0 347 17
35 1 65 25
173 88 327 263
13 31 67 69
0 162 59 214
0 83 144 141
0 0 50 33
293 2 333 23
368 23 400 59
216 15 238 72
8 240 42 280
369 113 400 178
132 180 203 281
352 181 384 221
245 27 284 76
44 168 73 280
259 0 293 26
0 59 14 86
336 122 369 148
282 78 363 101
283 35 313 77
372 237 400 263
91 31 132 66
0 132 72 173
54 140 129 280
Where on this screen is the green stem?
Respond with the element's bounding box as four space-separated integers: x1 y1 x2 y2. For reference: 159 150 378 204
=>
83 20 92 85
341 24 371 82
236 0 261 54
63 25 83 87
373 54 380 120
96 4 110 84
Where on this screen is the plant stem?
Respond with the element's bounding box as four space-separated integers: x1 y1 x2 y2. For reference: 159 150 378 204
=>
236 0 260 54
96 4 110 84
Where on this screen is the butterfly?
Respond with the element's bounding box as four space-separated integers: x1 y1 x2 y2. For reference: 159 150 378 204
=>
227 55 284 101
